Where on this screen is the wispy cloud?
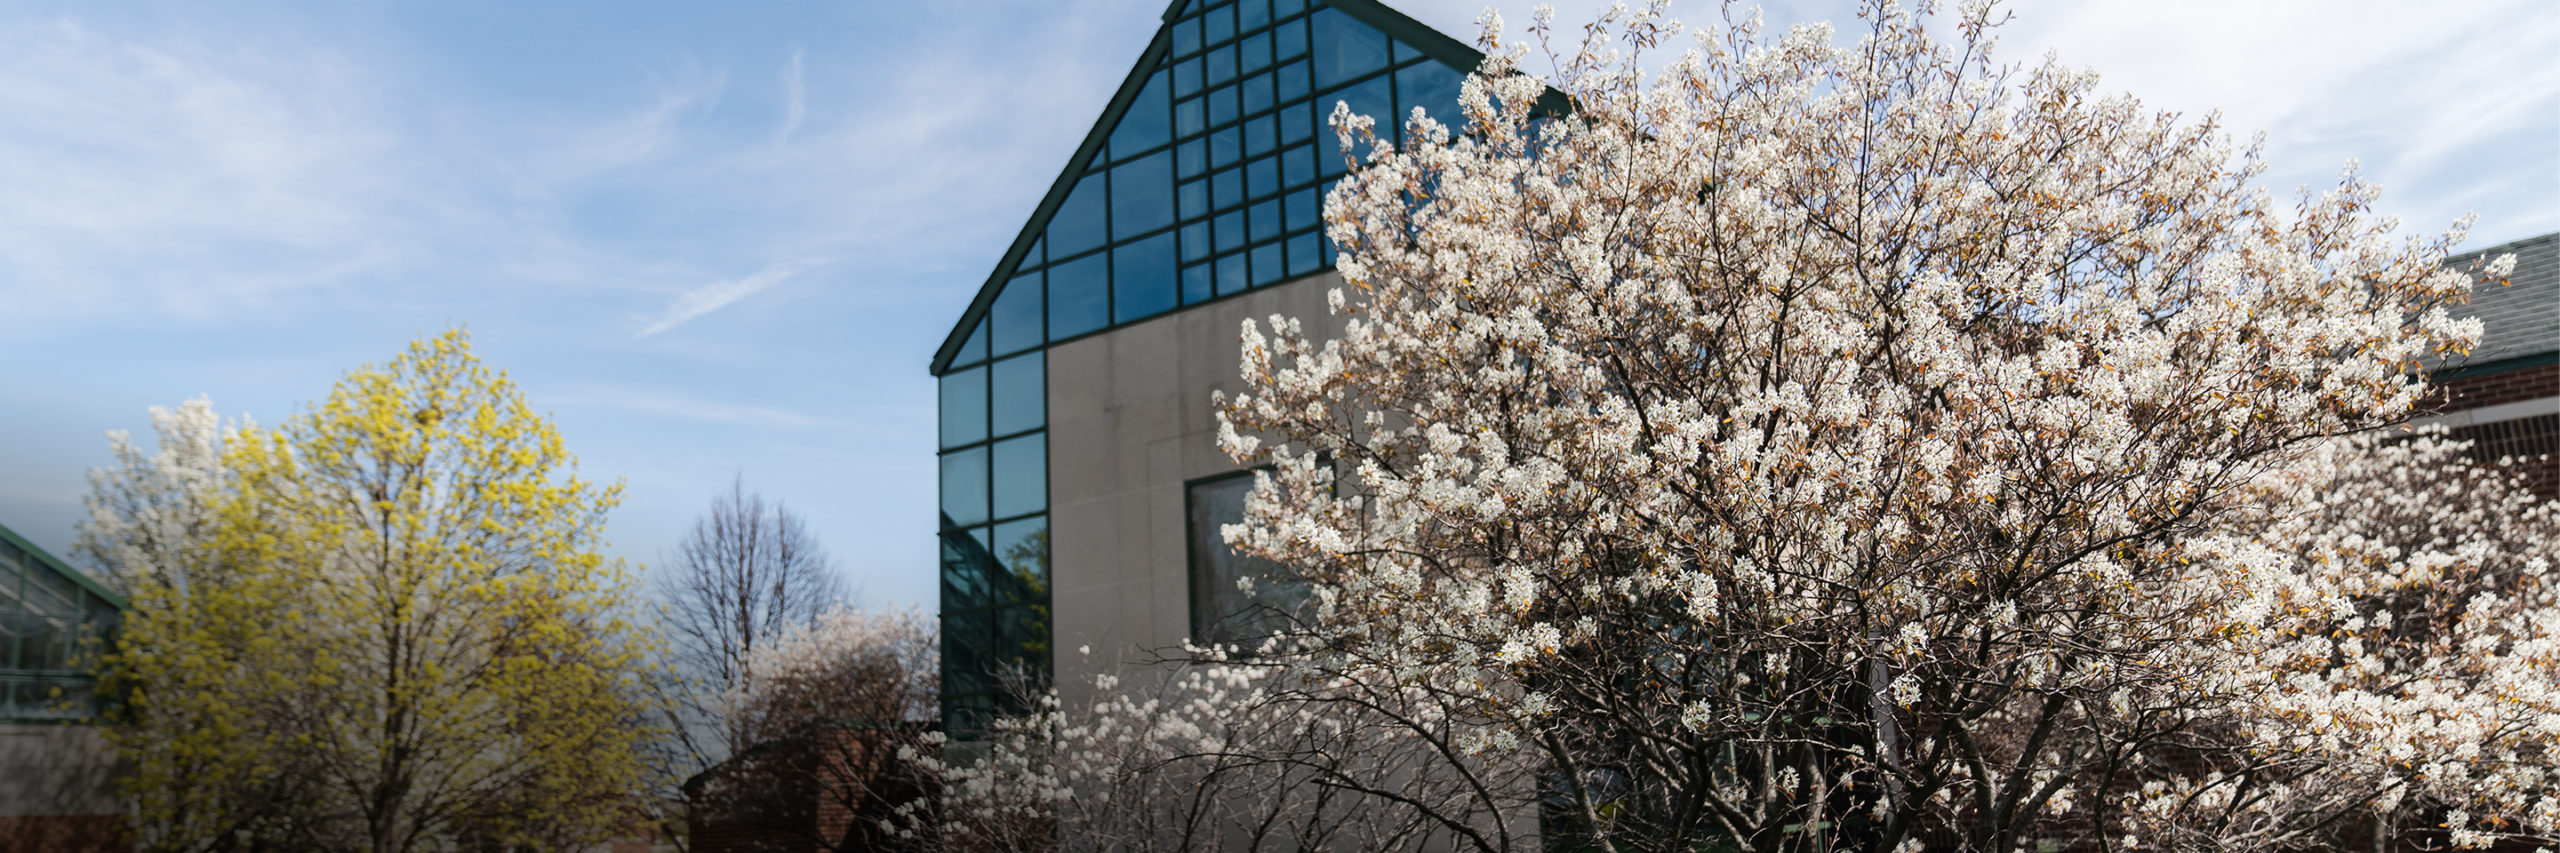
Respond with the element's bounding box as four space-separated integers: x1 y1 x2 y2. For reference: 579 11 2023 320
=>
777 48 806 146
635 261 813 338
543 387 838 428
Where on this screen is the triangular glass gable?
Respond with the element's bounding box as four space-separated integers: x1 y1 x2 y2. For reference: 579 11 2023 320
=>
936 0 1482 373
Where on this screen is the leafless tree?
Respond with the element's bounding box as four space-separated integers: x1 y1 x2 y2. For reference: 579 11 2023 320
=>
657 476 848 764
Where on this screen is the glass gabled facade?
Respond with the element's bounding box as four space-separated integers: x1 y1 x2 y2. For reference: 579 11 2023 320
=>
0 523 122 722
932 0 1484 735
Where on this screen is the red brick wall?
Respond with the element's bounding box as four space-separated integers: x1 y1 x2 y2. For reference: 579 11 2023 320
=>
0 814 125 853
2428 363 2559 500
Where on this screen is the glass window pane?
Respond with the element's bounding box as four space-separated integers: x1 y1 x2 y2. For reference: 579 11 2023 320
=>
1284 144 1315 188
1241 32 1272 73
1209 83 1240 127
942 447 990 528
991 352 1045 436
1113 233 1179 324
1289 232 1321 275
1216 253 1249 297
1253 242 1285 286
994 515 1050 598
991 435 1047 520
1212 167 1243 211
939 366 987 449
1243 72 1274 115
1180 179 1209 220
1237 0 1269 30
1110 73 1172 155
992 272 1043 355
942 531 1003 615
1111 151 1175 239
1188 473 1306 646
1248 157 1279 198
1205 4 1235 44
1214 210 1245 252
1048 254 1109 339
1286 187 1318 232
1173 17 1202 56
1320 76 1392 177
1175 57 1204 97
1181 221 1211 262
1393 38 1426 65
1046 174 1108 257
1281 101 1311 144
1179 140 1206 179
1183 263 1215 304
1210 127 1240 168
954 315 988 368
1278 59 1310 103
1396 61 1467 137
1207 45 1236 86
1025 237 1044 266
1275 17 1307 60
1311 8 1389 89
1245 115 1276 157
1176 96 1205 136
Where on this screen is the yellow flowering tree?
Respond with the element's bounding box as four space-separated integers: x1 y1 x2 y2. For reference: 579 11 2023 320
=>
106 329 660 852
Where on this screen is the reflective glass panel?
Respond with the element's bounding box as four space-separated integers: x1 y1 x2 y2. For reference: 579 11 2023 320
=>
1311 9 1389 89
1188 473 1307 646
1275 18 1307 59
1111 151 1175 239
1241 32 1272 73
1284 144 1315 187
1213 167 1242 210
1236 0 1269 30
1205 5 1234 44
1214 210 1245 252
1396 62 1467 136
994 515 1049 595
940 366 986 449
1288 232 1321 275
1320 76 1392 176
1248 157 1279 198
1179 179 1209 220
1173 17 1202 56
1110 73 1172 155
941 447 990 528
992 272 1043 355
1245 115 1276 156
1178 139 1206 178
1209 127 1240 167
1208 84 1240 127
991 352 1045 437
1047 254 1109 339
1181 222 1211 262
1286 187 1319 231
1216 253 1249 296
1243 72 1274 115
1175 57 1203 97
953 316 988 368
1253 242 1285 285
1113 233 1179 323
1046 174 1108 257
1182 263 1214 304
1274 0 1303 18
991 435 1047 520
1207 45 1236 85
1278 59 1310 102
1176 97 1204 135
1281 101 1312 143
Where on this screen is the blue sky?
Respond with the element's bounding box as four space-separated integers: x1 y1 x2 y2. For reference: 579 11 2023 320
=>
1 0 2551 610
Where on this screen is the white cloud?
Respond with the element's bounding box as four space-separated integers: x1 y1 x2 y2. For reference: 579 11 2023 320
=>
635 261 813 338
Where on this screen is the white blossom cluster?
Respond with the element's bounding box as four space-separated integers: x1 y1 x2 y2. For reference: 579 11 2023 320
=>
1195 0 2539 849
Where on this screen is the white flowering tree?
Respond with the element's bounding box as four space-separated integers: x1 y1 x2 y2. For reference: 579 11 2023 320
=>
694 602 938 852
1194 2 2547 852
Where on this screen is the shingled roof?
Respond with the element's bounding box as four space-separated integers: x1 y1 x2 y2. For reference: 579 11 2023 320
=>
2442 231 2558 373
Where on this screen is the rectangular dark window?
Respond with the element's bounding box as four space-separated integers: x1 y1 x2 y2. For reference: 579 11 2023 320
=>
1046 174 1108 257
991 272 1043 355
1112 233 1179 323
1111 151 1176 239
940 447 990 528
1047 254 1109 339
1187 471 1304 647
990 352 1044 436
991 435 1046 520
1311 8 1389 89
939 366 986 448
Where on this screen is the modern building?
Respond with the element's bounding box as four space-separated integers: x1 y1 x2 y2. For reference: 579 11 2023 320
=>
0 522 125 853
928 0 1496 733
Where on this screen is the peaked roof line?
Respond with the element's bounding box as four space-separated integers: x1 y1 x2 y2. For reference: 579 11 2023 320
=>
0 521 127 610
928 0 1502 376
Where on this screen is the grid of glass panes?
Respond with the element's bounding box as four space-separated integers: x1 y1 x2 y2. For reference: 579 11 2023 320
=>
0 533 118 721
936 348 1049 735
940 0 1469 372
